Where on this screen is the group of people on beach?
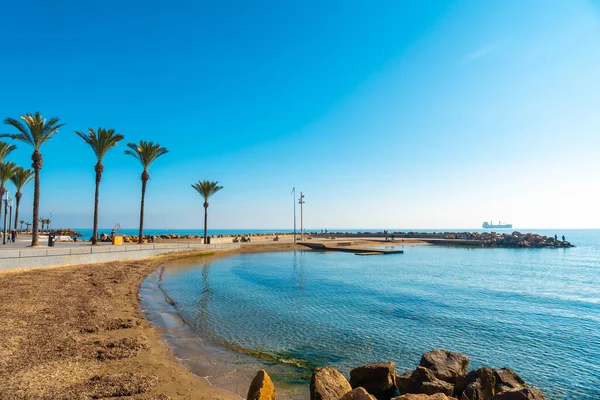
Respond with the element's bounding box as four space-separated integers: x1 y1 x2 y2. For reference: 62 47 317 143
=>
2 230 18 243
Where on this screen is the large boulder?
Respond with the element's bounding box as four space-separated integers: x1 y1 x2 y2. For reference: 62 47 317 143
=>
247 370 277 400
396 367 453 396
393 394 451 400
310 367 352 400
419 350 469 384
340 387 377 400
493 369 526 393
460 367 496 400
491 388 546 400
349 362 396 397
395 371 414 394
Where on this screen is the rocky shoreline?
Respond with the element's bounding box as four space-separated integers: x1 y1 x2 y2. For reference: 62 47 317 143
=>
313 231 574 248
247 349 546 400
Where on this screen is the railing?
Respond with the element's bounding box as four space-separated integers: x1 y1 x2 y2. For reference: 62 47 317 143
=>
0 243 238 260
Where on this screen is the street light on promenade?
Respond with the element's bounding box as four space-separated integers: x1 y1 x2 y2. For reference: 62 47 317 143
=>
2 190 8 245
291 187 297 243
298 191 305 241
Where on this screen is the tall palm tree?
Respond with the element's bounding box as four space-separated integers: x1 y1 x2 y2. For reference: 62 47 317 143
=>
39 218 45 233
125 141 168 244
0 141 16 163
2 112 64 246
25 221 31 231
0 162 18 228
75 127 124 245
191 180 224 244
10 167 34 231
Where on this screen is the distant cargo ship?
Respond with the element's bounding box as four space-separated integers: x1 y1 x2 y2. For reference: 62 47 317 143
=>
482 221 513 229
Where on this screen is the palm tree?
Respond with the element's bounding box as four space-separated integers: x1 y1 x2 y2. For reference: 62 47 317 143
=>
191 180 224 244
39 218 45 233
19 220 25 231
0 141 16 163
2 112 64 246
0 162 18 228
25 221 31 231
75 128 124 245
10 167 34 231
125 141 168 244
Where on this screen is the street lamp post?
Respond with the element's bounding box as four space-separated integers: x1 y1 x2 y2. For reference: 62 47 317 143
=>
298 191 305 241
9 198 13 238
291 187 297 243
2 190 8 245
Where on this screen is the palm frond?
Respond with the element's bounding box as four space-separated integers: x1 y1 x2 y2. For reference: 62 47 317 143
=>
0 161 18 186
3 112 64 150
10 166 34 191
75 127 124 160
191 180 224 202
125 140 168 170
0 141 17 163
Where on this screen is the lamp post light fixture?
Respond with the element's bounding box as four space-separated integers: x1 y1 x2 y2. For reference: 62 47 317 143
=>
298 191 305 241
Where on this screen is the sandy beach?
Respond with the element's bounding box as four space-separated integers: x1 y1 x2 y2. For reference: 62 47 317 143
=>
0 239 424 399
0 241 308 399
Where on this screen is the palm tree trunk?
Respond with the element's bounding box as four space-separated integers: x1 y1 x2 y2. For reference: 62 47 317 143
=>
204 202 208 244
92 162 103 245
14 193 21 231
31 151 42 246
138 171 149 244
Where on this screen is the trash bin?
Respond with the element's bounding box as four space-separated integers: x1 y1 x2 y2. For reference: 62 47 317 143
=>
205 237 210 244
48 234 55 247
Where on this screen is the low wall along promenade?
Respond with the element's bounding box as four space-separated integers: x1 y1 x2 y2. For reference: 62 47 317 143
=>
0 243 240 271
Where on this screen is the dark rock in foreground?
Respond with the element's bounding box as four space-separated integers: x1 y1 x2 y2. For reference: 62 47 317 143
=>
311 367 352 400
247 370 277 400
341 387 377 400
491 388 546 400
247 349 547 400
396 367 453 396
393 395 450 400
419 349 469 384
350 362 397 398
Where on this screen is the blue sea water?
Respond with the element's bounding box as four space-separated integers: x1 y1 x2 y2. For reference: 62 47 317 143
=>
72 228 296 239
158 229 600 399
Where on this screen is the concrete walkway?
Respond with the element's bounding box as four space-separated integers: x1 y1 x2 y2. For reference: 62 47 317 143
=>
0 239 240 271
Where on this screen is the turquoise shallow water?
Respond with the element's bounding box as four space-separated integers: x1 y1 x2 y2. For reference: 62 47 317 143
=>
159 230 600 399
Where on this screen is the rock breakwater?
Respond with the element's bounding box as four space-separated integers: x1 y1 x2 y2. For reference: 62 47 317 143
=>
314 231 574 248
246 349 547 400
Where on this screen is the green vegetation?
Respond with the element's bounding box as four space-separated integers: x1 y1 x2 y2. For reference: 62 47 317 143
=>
125 141 169 244
1 112 224 245
10 167 33 230
75 128 124 245
2 112 64 246
0 161 18 227
191 180 224 244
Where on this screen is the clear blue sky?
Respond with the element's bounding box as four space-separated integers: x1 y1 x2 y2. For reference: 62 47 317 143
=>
1 0 599 230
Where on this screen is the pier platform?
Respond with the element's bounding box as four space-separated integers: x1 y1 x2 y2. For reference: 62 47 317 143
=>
298 242 403 254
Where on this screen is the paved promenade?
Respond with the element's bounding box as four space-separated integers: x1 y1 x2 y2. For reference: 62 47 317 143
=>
0 237 239 271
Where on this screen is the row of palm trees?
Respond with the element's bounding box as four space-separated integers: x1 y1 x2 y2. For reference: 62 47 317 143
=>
1 111 224 247
0 143 34 234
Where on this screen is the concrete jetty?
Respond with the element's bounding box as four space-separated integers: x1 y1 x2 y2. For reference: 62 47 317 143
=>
298 242 403 255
